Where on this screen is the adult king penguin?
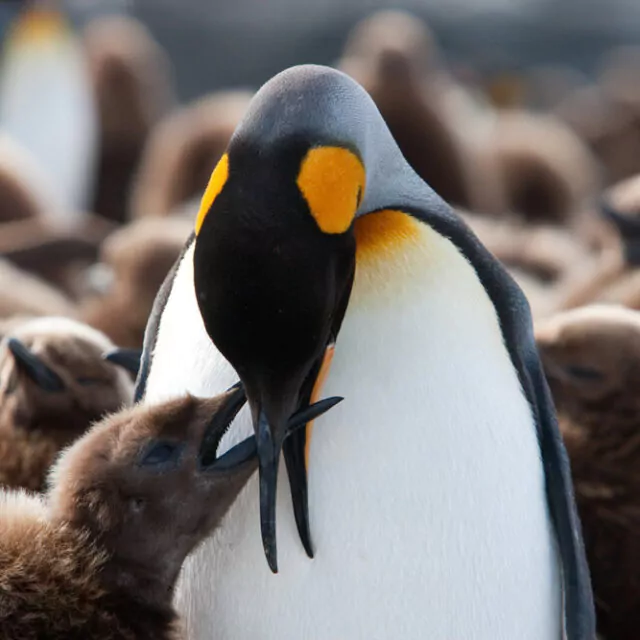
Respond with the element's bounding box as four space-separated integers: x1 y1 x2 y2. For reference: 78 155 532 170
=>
0 3 97 222
137 65 594 639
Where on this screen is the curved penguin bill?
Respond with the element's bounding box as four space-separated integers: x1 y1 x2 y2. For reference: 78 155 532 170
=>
198 382 343 473
7 337 65 392
136 65 595 638
599 197 640 266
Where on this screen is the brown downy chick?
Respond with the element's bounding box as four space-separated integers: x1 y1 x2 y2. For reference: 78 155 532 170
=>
555 81 640 186
0 134 52 223
491 109 601 226
0 211 115 298
460 210 592 319
0 317 133 491
560 174 640 309
339 11 505 215
80 217 192 348
82 15 174 223
536 305 640 640
0 259 75 319
131 91 252 219
0 387 339 639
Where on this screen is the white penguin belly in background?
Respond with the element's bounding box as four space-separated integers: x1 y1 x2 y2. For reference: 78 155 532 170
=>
0 9 97 224
172 223 561 640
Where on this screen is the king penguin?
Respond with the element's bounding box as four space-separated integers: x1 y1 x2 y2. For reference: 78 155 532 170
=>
136 65 594 640
0 3 97 224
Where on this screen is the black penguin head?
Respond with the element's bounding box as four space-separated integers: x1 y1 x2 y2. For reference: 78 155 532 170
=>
191 64 432 572
193 134 360 571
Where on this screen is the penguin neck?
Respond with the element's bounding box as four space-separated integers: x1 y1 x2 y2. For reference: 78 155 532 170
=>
351 208 428 302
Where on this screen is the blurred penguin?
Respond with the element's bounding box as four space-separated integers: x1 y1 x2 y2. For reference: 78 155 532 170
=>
560 174 640 310
82 14 174 224
80 216 192 348
131 91 251 219
0 316 133 491
339 10 506 215
0 2 97 226
0 259 75 320
537 305 640 640
491 110 601 226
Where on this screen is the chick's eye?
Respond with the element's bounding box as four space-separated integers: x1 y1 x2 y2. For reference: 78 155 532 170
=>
76 376 102 386
129 497 145 513
565 365 604 381
138 441 182 467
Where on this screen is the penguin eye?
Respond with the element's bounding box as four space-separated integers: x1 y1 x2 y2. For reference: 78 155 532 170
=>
138 441 183 468
564 365 604 382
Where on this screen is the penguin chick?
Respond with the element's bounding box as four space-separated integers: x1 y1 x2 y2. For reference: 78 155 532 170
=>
491 109 601 225
0 388 257 640
559 174 640 309
555 84 640 186
460 210 592 319
525 65 587 111
536 304 640 640
82 15 174 223
0 212 114 298
0 133 52 222
0 317 133 491
0 259 75 320
338 11 505 214
80 217 192 348
130 91 252 219
461 211 591 283
597 46 640 116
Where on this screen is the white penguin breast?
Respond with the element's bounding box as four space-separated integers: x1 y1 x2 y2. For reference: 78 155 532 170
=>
173 225 561 640
0 32 97 219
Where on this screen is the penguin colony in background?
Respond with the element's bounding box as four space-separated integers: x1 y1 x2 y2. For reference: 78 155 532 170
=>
137 64 593 640
0 316 133 491
4 5 640 639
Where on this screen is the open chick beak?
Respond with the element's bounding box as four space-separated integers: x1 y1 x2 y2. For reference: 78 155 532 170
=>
197 381 342 573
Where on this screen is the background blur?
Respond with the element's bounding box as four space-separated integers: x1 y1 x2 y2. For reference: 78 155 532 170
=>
56 0 640 100
0 2 640 639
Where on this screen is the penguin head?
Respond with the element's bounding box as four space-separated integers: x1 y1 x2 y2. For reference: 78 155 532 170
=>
192 64 431 571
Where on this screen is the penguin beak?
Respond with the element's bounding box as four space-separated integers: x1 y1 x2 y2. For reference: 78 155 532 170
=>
599 199 640 266
104 348 142 377
7 338 65 392
251 388 343 573
198 385 343 569
255 407 281 572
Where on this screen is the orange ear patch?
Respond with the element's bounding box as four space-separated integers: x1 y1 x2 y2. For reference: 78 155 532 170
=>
195 154 229 235
297 147 365 234
354 209 421 263
6 9 69 46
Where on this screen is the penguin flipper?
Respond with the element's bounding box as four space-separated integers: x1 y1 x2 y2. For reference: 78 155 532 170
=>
523 345 595 640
